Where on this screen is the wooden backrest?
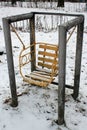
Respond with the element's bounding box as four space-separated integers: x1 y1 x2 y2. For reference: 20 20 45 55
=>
37 43 58 75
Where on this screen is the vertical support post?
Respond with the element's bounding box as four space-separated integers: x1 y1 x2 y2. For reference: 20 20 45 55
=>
3 18 18 107
30 14 36 72
73 21 84 99
58 26 66 125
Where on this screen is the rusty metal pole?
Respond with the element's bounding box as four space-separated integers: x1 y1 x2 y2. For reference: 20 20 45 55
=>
58 25 67 125
3 18 18 107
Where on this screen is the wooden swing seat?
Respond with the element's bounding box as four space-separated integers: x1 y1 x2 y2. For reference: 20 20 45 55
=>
19 42 58 87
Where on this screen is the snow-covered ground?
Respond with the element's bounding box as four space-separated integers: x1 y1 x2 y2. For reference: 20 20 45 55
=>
0 4 87 130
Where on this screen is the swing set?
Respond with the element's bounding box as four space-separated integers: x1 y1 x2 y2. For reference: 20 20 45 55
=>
11 24 76 87
3 12 84 125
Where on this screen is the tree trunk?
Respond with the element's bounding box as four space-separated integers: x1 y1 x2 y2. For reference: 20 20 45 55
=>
11 0 16 6
57 0 64 7
35 0 38 8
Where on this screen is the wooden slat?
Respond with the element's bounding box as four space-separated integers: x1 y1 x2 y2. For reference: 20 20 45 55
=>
38 51 57 58
36 68 52 74
38 57 58 64
38 62 58 70
33 70 51 76
31 71 52 79
36 67 58 76
29 73 52 82
37 42 58 47
24 77 48 87
39 44 58 51
38 62 53 69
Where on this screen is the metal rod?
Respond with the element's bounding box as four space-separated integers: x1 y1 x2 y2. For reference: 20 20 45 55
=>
63 16 84 30
10 24 25 49
5 13 33 23
32 11 84 18
52 82 74 89
30 14 36 72
66 26 76 43
73 20 84 99
3 18 18 107
58 26 67 125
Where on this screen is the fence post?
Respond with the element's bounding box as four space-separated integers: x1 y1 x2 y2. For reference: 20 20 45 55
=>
3 18 18 107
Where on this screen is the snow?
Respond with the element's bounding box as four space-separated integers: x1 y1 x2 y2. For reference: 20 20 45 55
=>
0 3 87 130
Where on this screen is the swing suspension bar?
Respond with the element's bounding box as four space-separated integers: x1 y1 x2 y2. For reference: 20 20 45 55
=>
10 24 25 49
66 26 76 43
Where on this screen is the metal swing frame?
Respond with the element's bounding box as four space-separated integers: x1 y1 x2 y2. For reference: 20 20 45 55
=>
3 12 84 125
